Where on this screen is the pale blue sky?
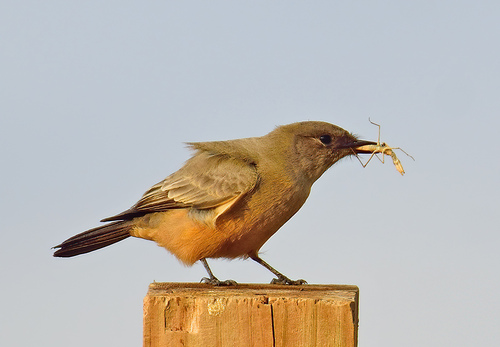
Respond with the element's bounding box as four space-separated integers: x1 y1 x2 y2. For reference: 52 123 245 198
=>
1 1 499 346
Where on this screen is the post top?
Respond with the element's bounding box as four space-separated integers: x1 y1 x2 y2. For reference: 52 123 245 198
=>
147 282 359 301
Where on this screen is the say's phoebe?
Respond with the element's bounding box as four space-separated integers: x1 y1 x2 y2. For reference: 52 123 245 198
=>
54 121 376 285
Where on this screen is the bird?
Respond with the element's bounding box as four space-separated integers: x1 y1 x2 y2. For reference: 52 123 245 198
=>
53 121 376 285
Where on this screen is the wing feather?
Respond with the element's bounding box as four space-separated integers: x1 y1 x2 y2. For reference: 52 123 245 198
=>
101 151 258 222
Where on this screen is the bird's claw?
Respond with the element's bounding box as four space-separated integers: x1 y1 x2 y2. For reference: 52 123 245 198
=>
270 276 307 285
200 277 238 286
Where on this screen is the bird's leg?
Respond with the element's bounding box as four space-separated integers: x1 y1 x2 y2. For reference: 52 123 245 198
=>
251 255 307 285
199 258 237 286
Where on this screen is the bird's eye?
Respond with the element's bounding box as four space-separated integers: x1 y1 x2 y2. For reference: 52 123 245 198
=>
319 135 332 145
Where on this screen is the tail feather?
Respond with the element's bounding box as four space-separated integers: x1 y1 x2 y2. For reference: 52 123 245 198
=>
53 221 132 257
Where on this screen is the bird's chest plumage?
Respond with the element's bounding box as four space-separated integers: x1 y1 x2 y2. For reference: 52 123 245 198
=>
214 174 311 256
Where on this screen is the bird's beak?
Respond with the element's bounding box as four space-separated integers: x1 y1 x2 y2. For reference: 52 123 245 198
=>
338 140 378 153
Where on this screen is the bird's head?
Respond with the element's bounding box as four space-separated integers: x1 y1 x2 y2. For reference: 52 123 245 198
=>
270 121 376 182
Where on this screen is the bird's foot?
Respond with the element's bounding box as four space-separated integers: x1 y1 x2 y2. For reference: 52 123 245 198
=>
270 275 307 285
200 277 238 286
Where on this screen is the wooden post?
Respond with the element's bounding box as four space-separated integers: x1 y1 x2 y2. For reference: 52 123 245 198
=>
144 283 359 347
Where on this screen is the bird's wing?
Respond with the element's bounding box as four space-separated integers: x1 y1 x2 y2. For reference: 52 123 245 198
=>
101 152 259 222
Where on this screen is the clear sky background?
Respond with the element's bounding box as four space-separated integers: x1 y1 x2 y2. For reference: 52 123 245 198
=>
1 1 499 346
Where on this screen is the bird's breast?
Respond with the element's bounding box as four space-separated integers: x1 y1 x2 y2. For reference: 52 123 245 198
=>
214 176 311 256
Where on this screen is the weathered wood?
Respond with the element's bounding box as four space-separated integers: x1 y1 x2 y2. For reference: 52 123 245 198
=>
144 282 359 347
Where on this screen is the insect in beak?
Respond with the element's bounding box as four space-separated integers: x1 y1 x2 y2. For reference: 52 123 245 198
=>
352 119 415 175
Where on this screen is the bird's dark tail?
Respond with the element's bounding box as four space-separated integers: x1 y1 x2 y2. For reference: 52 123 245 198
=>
53 221 132 257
